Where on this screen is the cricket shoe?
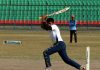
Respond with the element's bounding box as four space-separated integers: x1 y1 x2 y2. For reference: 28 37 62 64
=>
79 65 86 70
45 67 52 70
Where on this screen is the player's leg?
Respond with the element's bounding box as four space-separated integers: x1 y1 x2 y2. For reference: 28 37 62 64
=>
74 30 77 43
58 42 81 69
58 49 81 69
43 43 61 69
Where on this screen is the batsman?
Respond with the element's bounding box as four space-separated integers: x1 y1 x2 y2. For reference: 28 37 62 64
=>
40 15 86 70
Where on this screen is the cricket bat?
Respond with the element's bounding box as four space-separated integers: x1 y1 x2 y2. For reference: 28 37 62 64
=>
47 7 70 16
39 7 70 19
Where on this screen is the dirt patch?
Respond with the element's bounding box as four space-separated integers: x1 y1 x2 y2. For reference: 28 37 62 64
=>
0 59 99 70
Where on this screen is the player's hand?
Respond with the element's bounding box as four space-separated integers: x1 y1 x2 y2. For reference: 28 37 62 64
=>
41 15 48 19
39 15 47 20
40 15 48 23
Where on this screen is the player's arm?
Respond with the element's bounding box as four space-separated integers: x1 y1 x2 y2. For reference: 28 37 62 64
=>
40 15 47 30
41 22 52 31
40 15 52 30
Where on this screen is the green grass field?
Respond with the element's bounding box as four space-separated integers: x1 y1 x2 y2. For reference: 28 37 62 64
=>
0 30 100 70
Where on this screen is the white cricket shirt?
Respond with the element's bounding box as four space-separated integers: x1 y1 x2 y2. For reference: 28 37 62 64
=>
49 24 63 43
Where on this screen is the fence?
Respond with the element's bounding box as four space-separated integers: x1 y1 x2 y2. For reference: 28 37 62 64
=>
0 1 100 30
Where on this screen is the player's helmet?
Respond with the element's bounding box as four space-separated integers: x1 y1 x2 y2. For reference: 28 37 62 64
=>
46 18 54 23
